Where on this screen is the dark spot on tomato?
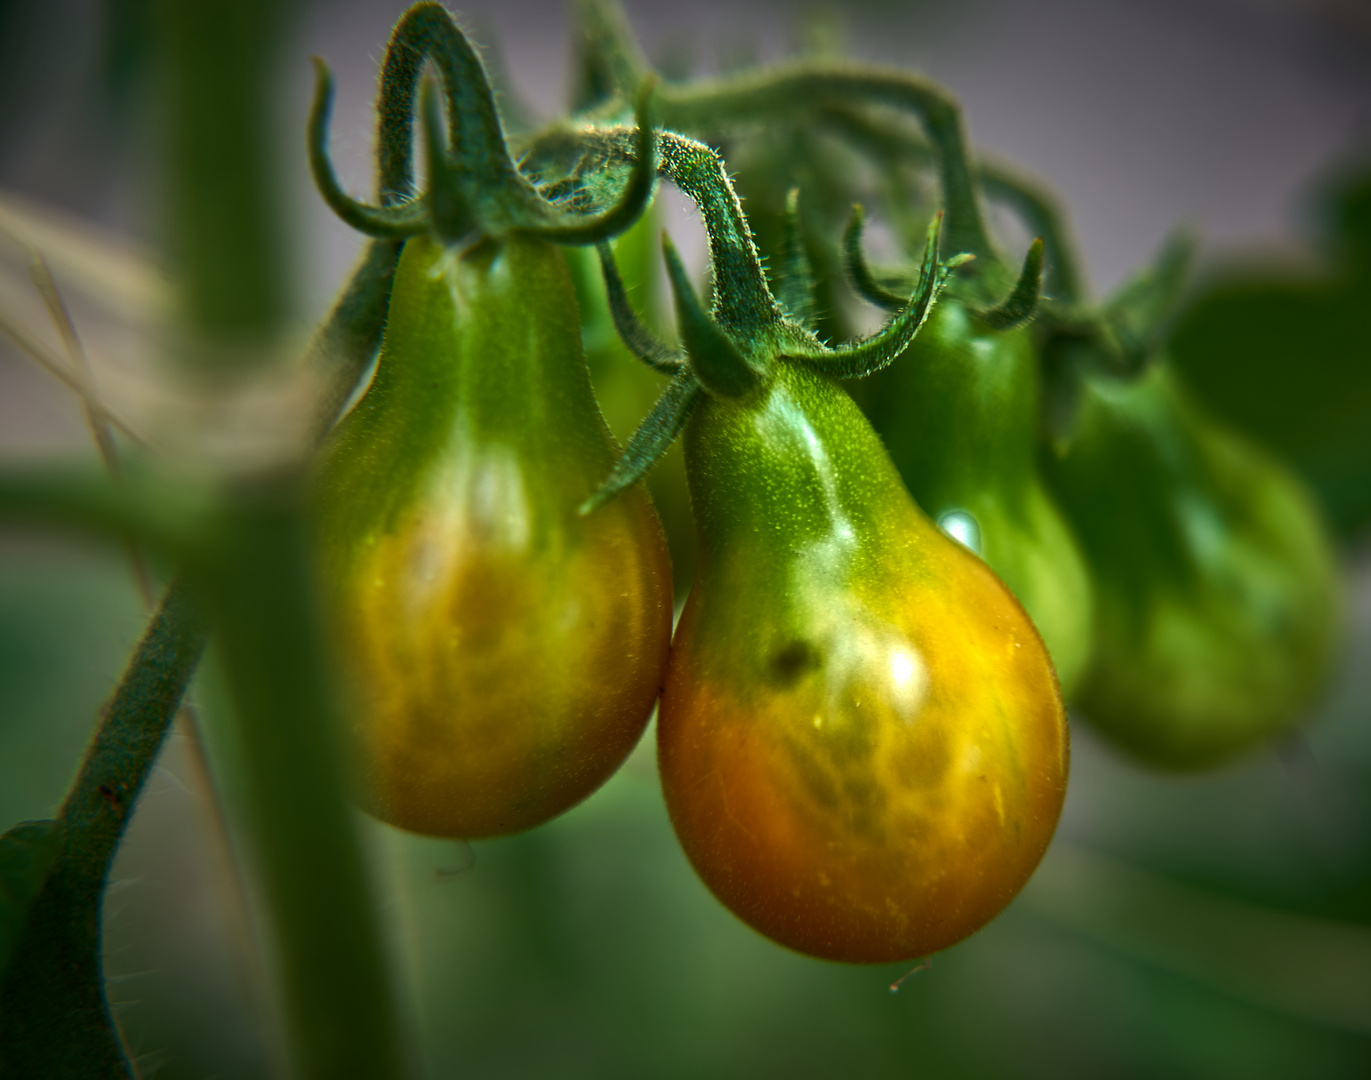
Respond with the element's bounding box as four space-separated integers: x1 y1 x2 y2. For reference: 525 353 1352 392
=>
771 639 821 685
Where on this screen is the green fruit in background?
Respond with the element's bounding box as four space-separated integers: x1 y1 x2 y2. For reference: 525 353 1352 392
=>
1043 360 1341 769
1170 165 1371 538
863 298 1095 699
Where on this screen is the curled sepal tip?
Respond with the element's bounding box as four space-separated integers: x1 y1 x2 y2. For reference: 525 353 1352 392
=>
580 372 703 513
596 242 685 374
529 76 661 245
795 213 952 380
972 237 1044 331
308 58 430 240
842 203 908 310
662 232 763 399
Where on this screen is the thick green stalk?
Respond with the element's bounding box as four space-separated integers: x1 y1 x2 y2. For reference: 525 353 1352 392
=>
201 482 405 1080
155 0 408 1075
156 0 292 352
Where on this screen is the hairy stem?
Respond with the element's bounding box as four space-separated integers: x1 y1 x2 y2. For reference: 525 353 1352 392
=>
0 575 207 1079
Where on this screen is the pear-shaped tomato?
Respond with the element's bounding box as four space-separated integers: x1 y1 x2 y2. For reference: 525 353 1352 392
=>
312 232 673 837
1043 361 1340 769
864 300 1095 698
658 361 1068 963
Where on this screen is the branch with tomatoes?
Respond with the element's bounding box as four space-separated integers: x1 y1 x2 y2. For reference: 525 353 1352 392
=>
0 1 1360 1076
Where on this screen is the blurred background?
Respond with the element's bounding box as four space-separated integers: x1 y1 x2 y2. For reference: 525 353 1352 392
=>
2 0 1371 1076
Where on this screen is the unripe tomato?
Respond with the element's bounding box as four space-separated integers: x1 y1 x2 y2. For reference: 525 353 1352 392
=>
312 232 673 838
1043 361 1341 769
864 299 1095 699
658 361 1068 963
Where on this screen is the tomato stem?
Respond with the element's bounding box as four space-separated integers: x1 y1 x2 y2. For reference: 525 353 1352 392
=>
0 574 205 1078
663 232 765 399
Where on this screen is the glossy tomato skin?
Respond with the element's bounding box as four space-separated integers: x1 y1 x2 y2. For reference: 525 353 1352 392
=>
862 300 1095 699
313 232 673 838
1043 361 1340 769
659 362 1068 963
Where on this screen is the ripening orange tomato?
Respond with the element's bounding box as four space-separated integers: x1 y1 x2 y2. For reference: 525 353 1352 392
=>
658 361 1068 962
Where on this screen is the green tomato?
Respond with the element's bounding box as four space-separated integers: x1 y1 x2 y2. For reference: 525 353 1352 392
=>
863 299 1096 699
1043 360 1341 769
312 232 673 837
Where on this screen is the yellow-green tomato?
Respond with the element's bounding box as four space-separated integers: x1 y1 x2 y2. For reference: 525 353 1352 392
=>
312 232 673 838
659 361 1068 963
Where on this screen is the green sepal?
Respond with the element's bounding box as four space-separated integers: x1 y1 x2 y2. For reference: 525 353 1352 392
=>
581 372 703 513
976 165 1085 306
0 820 62 981
306 238 405 442
663 232 764 399
793 213 952 379
774 187 820 331
374 2 461 204
419 76 480 243
972 237 1045 331
1039 233 1198 449
308 59 430 239
596 242 685 373
843 202 908 309
314 6 658 247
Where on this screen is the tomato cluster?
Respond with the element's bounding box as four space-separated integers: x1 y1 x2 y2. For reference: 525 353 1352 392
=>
304 2 1340 963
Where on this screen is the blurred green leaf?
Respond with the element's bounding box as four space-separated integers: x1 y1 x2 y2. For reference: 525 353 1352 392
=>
1171 163 1371 537
199 481 406 1080
0 465 211 557
1023 844 1371 1037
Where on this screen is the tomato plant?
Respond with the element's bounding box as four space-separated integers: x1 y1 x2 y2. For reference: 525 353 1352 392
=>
1 0 1364 1074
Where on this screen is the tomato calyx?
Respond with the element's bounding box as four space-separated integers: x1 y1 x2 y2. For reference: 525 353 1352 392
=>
308 3 658 249
570 126 966 511
1039 231 1198 449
